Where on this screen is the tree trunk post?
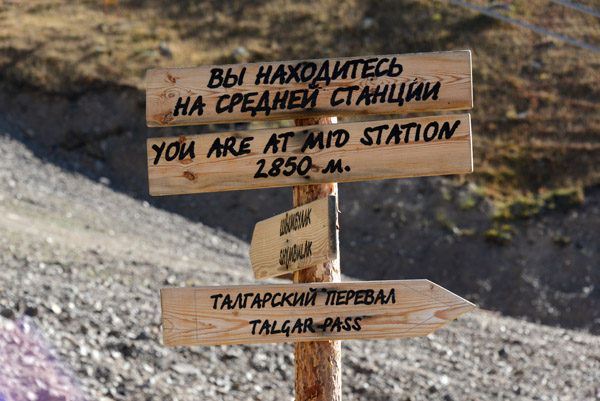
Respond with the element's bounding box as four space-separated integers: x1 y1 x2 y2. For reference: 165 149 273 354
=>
292 116 342 401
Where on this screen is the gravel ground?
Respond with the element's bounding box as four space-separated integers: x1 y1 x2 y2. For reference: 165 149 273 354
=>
1 134 600 400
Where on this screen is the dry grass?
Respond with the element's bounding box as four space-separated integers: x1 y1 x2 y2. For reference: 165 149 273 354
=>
0 0 598 200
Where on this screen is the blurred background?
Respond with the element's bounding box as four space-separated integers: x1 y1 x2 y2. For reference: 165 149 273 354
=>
0 0 599 400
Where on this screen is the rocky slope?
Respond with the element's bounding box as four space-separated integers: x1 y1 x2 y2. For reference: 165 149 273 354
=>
1 132 599 400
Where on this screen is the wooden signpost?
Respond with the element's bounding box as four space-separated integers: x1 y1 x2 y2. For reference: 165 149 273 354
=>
161 280 475 346
146 51 472 126
147 114 472 195
145 49 475 401
250 196 338 279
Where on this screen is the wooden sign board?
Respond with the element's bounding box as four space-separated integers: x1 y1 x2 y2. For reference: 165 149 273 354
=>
146 51 472 126
161 280 475 346
147 113 472 195
250 196 338 280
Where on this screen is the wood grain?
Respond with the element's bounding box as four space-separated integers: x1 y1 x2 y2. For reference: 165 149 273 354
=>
250 196 337 280
146 51 472 126
291 116 342 401
160 280 475 346
147 113 472 195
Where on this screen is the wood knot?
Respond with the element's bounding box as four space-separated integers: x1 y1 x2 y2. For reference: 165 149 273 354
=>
303 384 323 400
161 112 174 124
183 171 196 181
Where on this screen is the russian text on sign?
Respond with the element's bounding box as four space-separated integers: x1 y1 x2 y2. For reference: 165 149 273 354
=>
146 51 472 126
161 280 475 346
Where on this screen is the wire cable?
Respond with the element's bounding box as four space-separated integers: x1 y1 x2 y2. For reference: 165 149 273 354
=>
548 0 600 18
445 0 600 53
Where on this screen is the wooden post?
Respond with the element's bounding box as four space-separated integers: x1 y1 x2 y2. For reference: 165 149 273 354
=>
293 116 342 401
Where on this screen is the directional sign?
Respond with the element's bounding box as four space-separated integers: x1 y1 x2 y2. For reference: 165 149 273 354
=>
147 113 472 195
161 280 474 346
146 50 472 126
250 196 338 280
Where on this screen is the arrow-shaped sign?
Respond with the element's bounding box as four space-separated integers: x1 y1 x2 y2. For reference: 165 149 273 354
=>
161 280 475 346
